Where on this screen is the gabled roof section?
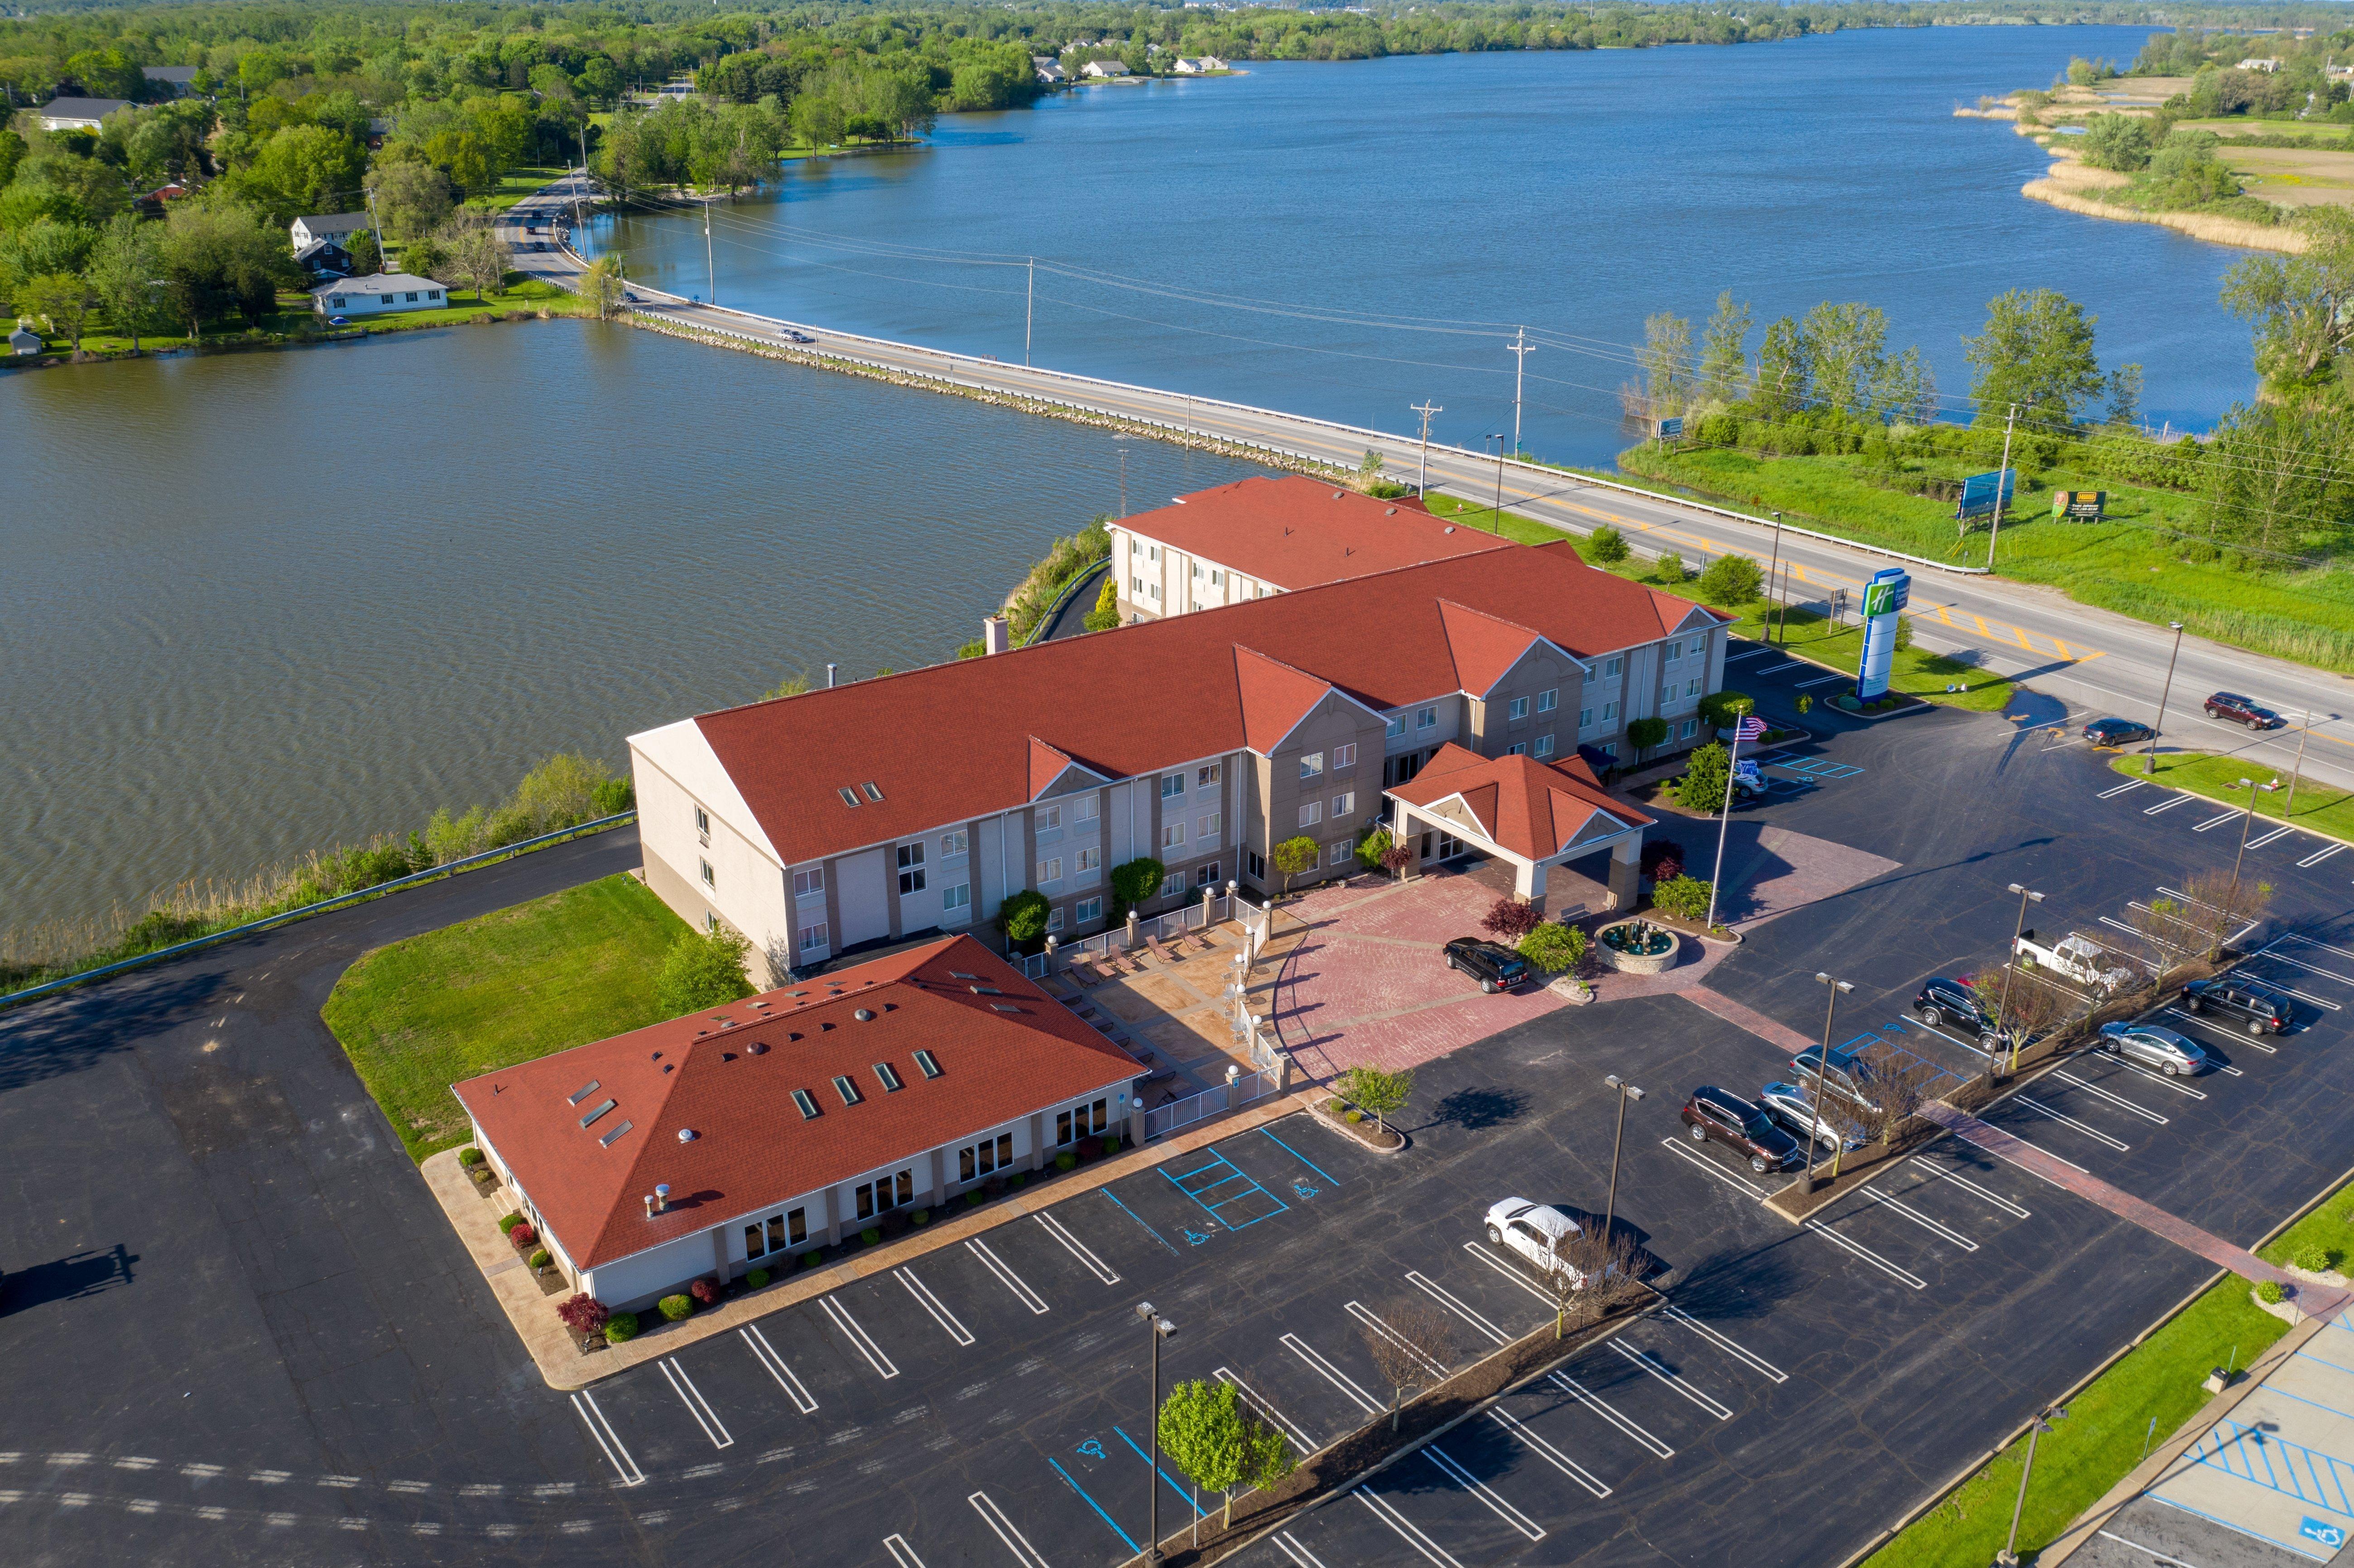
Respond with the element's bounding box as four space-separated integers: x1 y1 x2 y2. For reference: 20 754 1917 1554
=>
1028 737 1106 801
1387 743 1651 866
1657 595 1734 636
1436 600 1546 696
1120 475 1508 591
1232 646 1336 755
453 936 1139 1272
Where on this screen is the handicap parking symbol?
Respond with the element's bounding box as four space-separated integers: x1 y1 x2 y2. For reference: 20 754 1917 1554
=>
1076 1439 1106 1461
1183 1227 1216 1247
1292 1180 1320 1200
2301 1517 2346 1549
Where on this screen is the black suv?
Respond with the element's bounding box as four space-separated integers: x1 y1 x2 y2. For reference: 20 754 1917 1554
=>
1444 937 1530 994
1913 976 1998 1038
2181 976 2292 1035
2205 692 2284 730
1679 1087 1802 1174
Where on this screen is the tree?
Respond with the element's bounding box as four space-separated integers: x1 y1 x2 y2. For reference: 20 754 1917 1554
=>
1800 301 1888 419
1587 525 1629 564
2222 206 2354 401
1271 835 1320 897
1083 575 1119 632
1696 690 1755 730
654 925 753 1017
1637 311 1692 417
1652 552 1686 586
1964 288 2105 430
86 214 169 350
366 156 456 240
2125 894 2196 987
1355 827 1394 872
1651 873 1713 921
762 671 812 700
346 230 383 275
445 212 512 303
557 1293 610 1338
1696 291 1751 406
229 125 367 225
1751 315 1808 419
581 253 626 320
2080 112 2153 172
1380 844 1415 881
19 271 99 352
401 235 452 286
2181 867 2275 958
1693 553 1762 607
1360 1298 1453 1431
1336 1065 1413 1137
1480 897 1542 943
1157 1380 1292 1530
1109 857 1167 920
996 889 1051 949
1849 1041 1938 1145
2106 362 2144 427
1675 740 1730 813
159 199 300 335
1627 715 1670 759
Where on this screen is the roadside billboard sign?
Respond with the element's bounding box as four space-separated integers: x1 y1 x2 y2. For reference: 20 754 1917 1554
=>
1657 416 1683 440
1956 468 2016 520
1857 566 1910 702
2051 489 2107 521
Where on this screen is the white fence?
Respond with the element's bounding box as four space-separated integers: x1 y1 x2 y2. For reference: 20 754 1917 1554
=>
1146 1086 1227 1139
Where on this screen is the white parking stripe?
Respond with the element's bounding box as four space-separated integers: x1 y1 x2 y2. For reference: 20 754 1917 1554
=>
1910 1017 1993 1059
2143 795 2192 815
1547 1370 1675 1457
2239 973 2343 1011
1033 1212 1119 1285
1271 1531 1332 1568
1926 1164 2031 1218
1349 1302 1450 1377
967 1491 1050 1568
2191 810 2241 832
740 1326 819 1414
1800 1215 1931 1288
1794 673 1848 689
965 1240 1050 1315
898 1269 975 1346
1859 1187 1978 1252
1486 1406 1611 1497
2013 1095 2131 1151
568 1392 644 1486
1657 1136 1771 1199
2101 916 2187 958
1725 647 1771 664
2298 843 2346 868
1756 661 1805 674
658 1358 735 1449
2162 1007 2277 1053
2285 932 2354 960
1283 1333 1384 1415
1213 1368 1314 1452
821 1296 899 1379
884 1534 927 1568
1423 1447 1544 1541
1408 1271 1510 1346
1353 1488 1463 1568
2096 779 2147 799
1607 1341 1733 1419
1460 1242 1558 1307
2261 949 2354 983
1660 1304 1787 1382
2105 1056 2210 1099
2247 825 2296 850
2053 1069 2171 1125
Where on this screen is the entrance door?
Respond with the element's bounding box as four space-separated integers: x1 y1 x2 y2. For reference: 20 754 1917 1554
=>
1418 831 1432 860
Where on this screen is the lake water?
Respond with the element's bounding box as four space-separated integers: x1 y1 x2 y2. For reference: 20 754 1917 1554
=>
8 24 2260 937
583 25 2251 463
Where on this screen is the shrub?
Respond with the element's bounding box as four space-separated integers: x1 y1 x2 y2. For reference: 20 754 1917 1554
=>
910 1208 931 1226
747 1268 770 1289
1627 715 1671 757
1480 897 1542 942
1588 525 1629 563
997 889 1052 949
1109 857 1168 919
556 1293 610 1336
2294 1242 2335 1272
458 1147 485 1168
1345 1108 1363 1123
2258 1279 2287 1304
1009 1172 1026 1189
655 925 754 1017
1056 1151 1078 1171
498 1212 525 1233
801 1251 821 1270
1652 874 1715 922
530 1249 552 1270
1653 551 1686 585
860 1227 882 1246
1355 827 1394 871
605 1312 640 1343
1694 553 1763 607
1326 1097 1345 1115
1102 1134 1122 1157
1518 922 1586 974
1675 741 1731 814
689 1277 721 1307
1696 690 1754 730
1641 841 1684 880
509 1223 536 1250
658 1294 694 1322
966 1190 985 1207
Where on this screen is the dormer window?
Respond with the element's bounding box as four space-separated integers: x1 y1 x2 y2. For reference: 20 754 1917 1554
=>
913 1050 942 1079
861 782 884 802
567 1079 601 1105
874 1062 903 1092
838 787 860 807
792 1088 819 1119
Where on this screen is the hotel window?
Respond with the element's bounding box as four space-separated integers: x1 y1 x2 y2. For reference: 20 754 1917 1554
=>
1197 762 1221 787
1686 679 1703 697
1579 707 1594 728
1537 690 1558 713
855 1169 915 1219
1148 545 1159 563
1076 896 1102 923
960 1132 1016 1181
1211 570 1223 586
1331 791 1354 816
744 1207 808 1259
694 805 710 844
1057 1098 1111 1145
913 1049 942 1079
1162 772 1185 799
1132 576 1144 595
1508 696 1530 721
1603 701 1619 722
1665 640 1683 662
897 843 926 894
1535 735 1556 759
1075 795 1100 823
1197 813 1220 841
1600 742 1617 758
1038 857 1063 882
940 830 967 857
1416 706 1437 730
1247 850 1266 880
1297 801 1322 828
1130 539 1141 557
1162 822 1186 850
1047 906 1065 932
1195 862 1220 887
1298 752 1324 779
1681 719 1700 738
699 858 715 889
1508 742 1528 756
798 921 829 954
1159 872 1184 897
793 867 824 899
942 882 971 912
1386 716 1405 740
1605 657 1623 677
1327 841 1353 867
1192 562 1204 579
1076 846 1101 872
1149 583 1160 601
1037 805 1061 831
1333 743 1356 768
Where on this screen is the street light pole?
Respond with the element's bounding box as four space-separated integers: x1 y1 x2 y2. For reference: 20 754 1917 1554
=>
1763 510 1787 646
2228 775 2259 926
2144 621 2184 776
1601 1075 1645 1242
1995 1405 2069 1567
1705 711 1757 932
1135 1302 1177 1564
1998 882 2046 1075
1806 973 1853 1187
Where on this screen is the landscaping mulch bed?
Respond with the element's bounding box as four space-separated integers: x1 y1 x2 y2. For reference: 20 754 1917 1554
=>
1143 1295 1658 1567
1313 1097 1404 1152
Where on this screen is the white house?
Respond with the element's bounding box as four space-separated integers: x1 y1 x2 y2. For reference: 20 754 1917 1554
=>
37 97 129 130
2238 57 2284 72
1080 60 1128 80
1033 56 1067 83
311 273 450 318
1173 57 1229 74
290 212 371 251
10 321 43 356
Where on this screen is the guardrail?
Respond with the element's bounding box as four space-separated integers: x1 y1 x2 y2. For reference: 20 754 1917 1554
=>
0 812 636 1013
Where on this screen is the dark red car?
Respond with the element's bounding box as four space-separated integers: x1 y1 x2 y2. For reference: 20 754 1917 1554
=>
2205 692 2283 730
1679 1086 1803 1174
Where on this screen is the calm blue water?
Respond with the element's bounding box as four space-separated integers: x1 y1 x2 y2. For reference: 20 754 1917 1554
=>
584 26 2249 464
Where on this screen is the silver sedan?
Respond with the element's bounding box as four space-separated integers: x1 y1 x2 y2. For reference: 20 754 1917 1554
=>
2098 1022 2209 1076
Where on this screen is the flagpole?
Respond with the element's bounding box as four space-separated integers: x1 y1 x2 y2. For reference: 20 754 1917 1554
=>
1704 716 1756 932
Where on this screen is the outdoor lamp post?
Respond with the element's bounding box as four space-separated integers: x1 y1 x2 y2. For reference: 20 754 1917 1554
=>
1807 973 1853 1188
1601 1075 1645 1242
2228 777 2260 923
2143 621 2185 775
1998 883 2046 1075
1994 1404 2069 1567
1135 1301 1177 1563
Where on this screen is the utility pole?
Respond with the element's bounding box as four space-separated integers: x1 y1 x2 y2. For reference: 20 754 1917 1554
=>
1411 400 1442 498
1025 257 1034 368
1508 327 1536 456
1986 403 2017 570
2287 707 2325 819
1763 510 1787 645
2144 621 2184 775
364 186 387 273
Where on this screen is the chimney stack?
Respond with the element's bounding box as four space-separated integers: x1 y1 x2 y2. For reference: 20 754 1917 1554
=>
984 614 1010 656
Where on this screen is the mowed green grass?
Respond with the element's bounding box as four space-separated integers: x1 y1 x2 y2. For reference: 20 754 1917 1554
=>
2110 749 2354 844
321 873 685 1162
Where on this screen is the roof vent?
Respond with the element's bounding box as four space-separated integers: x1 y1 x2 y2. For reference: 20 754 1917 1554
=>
855 1008 875 1021
1331 490 1343 499
653 1184 670 1212
677 1128 697 1142
1387 508 1397 516
749 1041 769 1055
1444 525 1456 534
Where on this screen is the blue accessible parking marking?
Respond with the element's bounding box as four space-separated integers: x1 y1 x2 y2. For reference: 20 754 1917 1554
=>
1098 1187 1181 1254
1163 1148 1291 1230
1758 754 1864 780
1047 1455 1139 1553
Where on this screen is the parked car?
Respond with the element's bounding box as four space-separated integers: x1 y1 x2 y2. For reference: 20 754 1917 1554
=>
1913 976 1998 1037
2181 976 2292 1035
1787 1043 1885 1117
2017 929 2137 996
2204 692 2283 730
2083 717 2155 747
1445 937 1529 994
2097 1021 2210 1076
1679 1086 1802 1173
1756 1081 1864 1154
1484 1198 1585 1288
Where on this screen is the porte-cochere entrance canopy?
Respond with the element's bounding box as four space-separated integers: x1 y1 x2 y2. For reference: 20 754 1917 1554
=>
1384 743 1650 913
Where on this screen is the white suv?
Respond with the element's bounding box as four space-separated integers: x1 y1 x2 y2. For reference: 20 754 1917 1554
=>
1484 1198 1586 1289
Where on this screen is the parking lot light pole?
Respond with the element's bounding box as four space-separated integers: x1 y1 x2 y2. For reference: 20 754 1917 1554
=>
2143 622 2185 775
1994 1405 2069 1567
2228 777 2259 924
1998 883 2046 1076
1135 1302 1177 1564
1601 1076 1646 1241
1807 973 1853 1189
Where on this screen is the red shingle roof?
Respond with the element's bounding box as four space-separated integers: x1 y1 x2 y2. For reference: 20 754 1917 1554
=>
453 936 1137 1271
1388 743 1652 863
1124 475 1501 588
684 540 1723 869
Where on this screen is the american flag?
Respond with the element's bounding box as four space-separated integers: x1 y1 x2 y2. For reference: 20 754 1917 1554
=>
1734 716 1767 741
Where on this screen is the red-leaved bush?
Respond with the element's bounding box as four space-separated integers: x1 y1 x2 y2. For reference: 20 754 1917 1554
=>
509 1223 536 1250
557 1294 609 1335
689 1277 722 1307
1480 897 1542 942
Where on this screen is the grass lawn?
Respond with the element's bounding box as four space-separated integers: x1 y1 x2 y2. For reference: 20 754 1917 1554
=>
321 873 686 1163
2109 749 2354 844
24 276 588 360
